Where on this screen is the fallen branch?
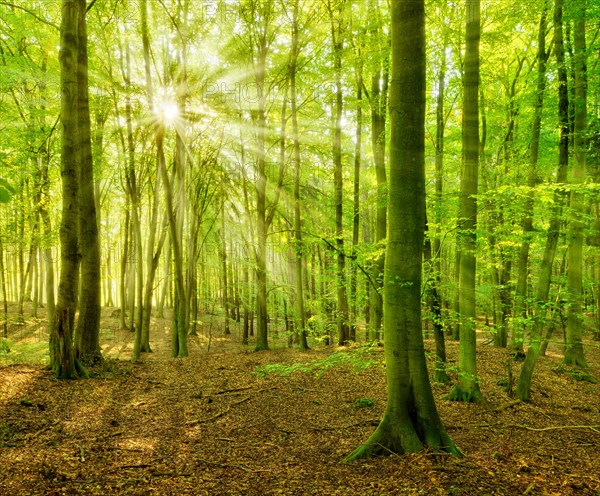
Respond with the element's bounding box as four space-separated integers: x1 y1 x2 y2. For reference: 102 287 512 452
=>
310 419 380 432
186 396 251 426
494 400 521 412
215 386 253 395
505 424 600 433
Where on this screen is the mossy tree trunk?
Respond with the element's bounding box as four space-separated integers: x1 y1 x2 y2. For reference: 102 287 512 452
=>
346 0 459 460
74 0 101 365
563 0 588 368
51 0 84 379
447 0 483 403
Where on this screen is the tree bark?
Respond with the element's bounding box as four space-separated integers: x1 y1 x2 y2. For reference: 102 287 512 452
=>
447 0 483 402
563 0 588 367
346 0 459 459
516 0 570 400
51 0 84 379
75 0 102 364
330 0 349 346
290 0 309 351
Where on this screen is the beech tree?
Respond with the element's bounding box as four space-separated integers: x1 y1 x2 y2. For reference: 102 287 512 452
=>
447 0 483 403
346 0 459 459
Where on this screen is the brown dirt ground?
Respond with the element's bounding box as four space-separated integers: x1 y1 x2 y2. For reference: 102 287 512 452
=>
0 306 599 495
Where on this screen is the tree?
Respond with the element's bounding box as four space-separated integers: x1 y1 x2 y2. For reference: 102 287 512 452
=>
563 0 588 368
325 0 350 346
446 0 483 403
289 0 309 351
74 0 101 365
367 2 388 342
50 0 86 379
515 0 571 400
514 0 551 401
346 0 459 459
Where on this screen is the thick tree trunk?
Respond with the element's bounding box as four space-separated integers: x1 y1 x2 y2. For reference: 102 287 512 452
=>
347 0 459 459
447 0 483 403
51 0 84 379
75 0 101 364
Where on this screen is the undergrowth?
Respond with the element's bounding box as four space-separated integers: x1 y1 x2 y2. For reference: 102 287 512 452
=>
254 345 380 378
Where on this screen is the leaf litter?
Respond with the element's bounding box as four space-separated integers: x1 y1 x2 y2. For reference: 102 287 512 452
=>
0 310 599 495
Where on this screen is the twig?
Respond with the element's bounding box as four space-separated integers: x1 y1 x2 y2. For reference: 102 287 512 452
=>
215 386 253 395
25 419 59 440
186 396 251 426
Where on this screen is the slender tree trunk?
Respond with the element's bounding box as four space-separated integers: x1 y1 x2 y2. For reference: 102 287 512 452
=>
221 198 230 335
369 67 388 342
255 32 269 352
157 129 188 357
563 0 588 367
447 0 483 403
119 204 130 330
516 0 570 400
0 240 8 339
290 1 309 351
349 51 363 344
330 1 349 346
123 42 144 359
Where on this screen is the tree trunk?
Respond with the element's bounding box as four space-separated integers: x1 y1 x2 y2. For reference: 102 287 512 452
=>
75 0 101 364
369 66 388 342
563 0 587 368
447 0 483 403
0 240 8 339
347 0 459 458
349 47 363 344
51 0 84 379
516 0 569 400
330 1 349 346
290 0 309 351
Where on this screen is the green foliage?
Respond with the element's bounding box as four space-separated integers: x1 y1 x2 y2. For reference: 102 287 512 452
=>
553 364 599 384
0 338 48 366
353 398 374 410
0 423 22 448
0 178 16 203
254 346 379 378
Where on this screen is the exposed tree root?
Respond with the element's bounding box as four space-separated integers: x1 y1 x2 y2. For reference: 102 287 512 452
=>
445 385 483 403
344 414 461 462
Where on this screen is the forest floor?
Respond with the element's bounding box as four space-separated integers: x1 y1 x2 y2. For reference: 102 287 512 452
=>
0 305 599 495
